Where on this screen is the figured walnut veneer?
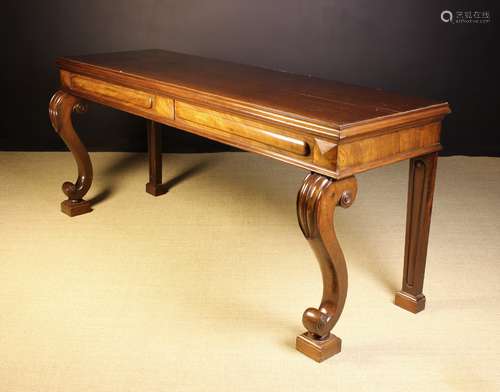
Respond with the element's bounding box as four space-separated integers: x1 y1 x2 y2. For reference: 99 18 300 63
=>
175 101 310 156
71 75 154 109
49 49 450 363
61 70 174 122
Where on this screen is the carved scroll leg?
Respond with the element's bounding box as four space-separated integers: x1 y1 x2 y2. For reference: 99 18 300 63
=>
395 152 438 313
145 120 168 196
49 91 93 217
296 173 357 362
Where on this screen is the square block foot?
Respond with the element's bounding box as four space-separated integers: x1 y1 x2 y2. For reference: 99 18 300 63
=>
395 291 426 313
61 199 92 217
146 182 168 196
296 332 341 362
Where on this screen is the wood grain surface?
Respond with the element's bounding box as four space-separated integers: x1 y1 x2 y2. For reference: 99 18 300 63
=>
56 50 450 179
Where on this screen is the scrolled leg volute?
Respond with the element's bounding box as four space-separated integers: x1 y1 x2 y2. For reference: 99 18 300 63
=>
49 91 93 216
296 173 357 362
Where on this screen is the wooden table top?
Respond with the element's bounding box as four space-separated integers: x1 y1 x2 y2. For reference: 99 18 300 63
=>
57 49 449 135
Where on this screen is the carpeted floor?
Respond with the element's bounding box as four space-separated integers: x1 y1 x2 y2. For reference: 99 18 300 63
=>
0 151 499 391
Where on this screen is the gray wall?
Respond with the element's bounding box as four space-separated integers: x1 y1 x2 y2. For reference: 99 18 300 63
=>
2 0 497 155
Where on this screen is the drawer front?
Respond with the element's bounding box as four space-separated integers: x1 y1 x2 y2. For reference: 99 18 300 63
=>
175 101 310 156
61 71 174 120
71 75 153 109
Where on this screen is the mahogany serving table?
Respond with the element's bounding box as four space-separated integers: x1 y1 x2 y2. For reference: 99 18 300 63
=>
49 49 450 362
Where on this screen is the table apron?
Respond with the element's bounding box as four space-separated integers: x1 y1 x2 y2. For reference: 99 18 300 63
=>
60 70 442 178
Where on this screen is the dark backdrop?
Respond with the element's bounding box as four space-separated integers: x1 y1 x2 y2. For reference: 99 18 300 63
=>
2 0 498 155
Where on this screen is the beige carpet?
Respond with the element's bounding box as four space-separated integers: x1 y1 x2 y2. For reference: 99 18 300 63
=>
0 151 499 391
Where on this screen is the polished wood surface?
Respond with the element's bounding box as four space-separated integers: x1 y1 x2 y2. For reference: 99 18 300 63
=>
56 50 450 179
175 101 310 156
49 91 93 216
296 173 357 362
49 49 450 362
72 74 154 109
395 152 438 313
57 50 446 130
